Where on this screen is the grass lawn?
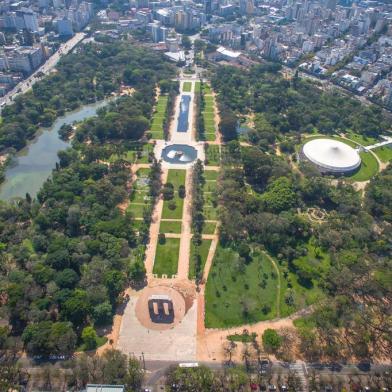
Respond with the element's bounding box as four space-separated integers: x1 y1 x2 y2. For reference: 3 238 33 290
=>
204 170 219 180
205 133 216 141
150 95 168 139
194 81 201 93
159 220 182 234
203 112 215 121
126 203 149 219
346 131 377 146
203 221 217 235
153 238 180 277
183 81 192 92
349 151 379 181
167 169 186 187
373 145 392 163
303 134 357 148
203 206 217 220
130 190 149 203
162 198 184 219
189 239 212 279
205 246 279 328
161 169 186 219
108 144 153 165
136 167 151 177
191 221 216 235
205 144 220 166
203 84 212 94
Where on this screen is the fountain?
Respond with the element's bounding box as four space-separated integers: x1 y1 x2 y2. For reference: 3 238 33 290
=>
162 144 197 164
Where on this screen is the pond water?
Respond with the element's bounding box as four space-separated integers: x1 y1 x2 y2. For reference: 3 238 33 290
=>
177 95 191 133
0 99 110 200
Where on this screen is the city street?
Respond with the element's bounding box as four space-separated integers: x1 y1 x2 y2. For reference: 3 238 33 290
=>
0 32 85 111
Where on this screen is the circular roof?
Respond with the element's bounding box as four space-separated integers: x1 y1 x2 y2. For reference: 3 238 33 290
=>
303 138 361 173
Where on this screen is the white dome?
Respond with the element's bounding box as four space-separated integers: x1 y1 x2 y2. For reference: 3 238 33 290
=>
302 138 361 173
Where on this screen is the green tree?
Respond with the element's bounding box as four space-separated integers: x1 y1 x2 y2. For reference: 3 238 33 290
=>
262 328 282 353
81 326 98 350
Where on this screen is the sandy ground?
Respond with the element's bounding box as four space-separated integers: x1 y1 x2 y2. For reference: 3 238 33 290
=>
197 308 312 362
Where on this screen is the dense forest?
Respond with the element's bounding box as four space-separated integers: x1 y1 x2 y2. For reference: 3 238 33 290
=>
212 64 389 147
0 40 176 356
212 64 392 361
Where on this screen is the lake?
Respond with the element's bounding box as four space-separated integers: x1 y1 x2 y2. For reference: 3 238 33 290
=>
0 99 110 200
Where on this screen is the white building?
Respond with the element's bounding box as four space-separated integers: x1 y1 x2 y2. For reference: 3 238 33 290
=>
302 138 361 174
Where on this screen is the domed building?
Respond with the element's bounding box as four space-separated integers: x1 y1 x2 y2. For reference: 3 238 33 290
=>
301 138 361 174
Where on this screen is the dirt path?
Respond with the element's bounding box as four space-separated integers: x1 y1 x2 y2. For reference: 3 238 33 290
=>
262 251 281 318
211 92 222 144
177 169 192 279
144 168 168 276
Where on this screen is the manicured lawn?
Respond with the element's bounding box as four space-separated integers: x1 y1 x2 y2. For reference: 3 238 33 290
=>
183 81 192 92
161 169 186 219
203 112 215 121
205 246 279 328
205 133 216 141
205 144 220 166
194 81 201 93
349 151 379 181
191 221 216 235
159 220 182 234
162 198 184 219
203 221 217 235
189 239 212 279
153 238 180 277
203 84 212 94
202 97 216 138
373 145 392 163
150 95 168 139
204 170 218 180
167 169 186 187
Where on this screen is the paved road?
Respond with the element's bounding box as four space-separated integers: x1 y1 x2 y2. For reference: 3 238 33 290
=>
142 359 392 390
0 32 85 111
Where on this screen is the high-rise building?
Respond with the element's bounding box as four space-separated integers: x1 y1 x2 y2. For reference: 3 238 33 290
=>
16 9 39 32
57 17 74 36
325 0 336 11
